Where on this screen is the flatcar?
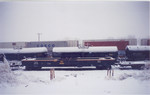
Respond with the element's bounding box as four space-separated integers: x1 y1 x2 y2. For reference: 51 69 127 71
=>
22 46 118 70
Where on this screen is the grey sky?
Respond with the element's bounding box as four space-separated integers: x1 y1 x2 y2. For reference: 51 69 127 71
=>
0 1 149 42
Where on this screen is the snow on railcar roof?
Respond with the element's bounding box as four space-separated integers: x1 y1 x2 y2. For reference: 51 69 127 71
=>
126 46 150 51
0 47 48 54
53 46 118 53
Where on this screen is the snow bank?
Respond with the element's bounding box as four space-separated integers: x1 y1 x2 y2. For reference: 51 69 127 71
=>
0 69 150 94
108 69 150 81
0 58 16 87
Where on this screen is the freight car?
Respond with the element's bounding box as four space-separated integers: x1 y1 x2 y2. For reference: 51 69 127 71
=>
125 46 150 61
22 46 118 70
0 47 48 66
119 46 150 69
0 47 48 60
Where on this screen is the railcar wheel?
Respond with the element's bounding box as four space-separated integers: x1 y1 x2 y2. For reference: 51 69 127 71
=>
25 66 41 70
131 65 144 70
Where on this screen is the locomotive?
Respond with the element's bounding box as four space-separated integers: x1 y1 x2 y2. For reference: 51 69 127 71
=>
22 46 118 70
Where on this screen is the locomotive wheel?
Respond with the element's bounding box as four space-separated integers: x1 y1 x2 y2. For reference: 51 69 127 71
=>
33 67 42 70
96 65 111 70
25 66 41 70
25 66 33 70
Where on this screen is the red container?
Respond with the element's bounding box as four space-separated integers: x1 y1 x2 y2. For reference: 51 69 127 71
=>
84 41 129 50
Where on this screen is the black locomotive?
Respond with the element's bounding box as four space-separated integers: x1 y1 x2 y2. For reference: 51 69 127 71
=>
22 46 118 70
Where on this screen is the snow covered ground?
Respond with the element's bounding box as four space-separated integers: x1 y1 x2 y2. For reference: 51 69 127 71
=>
0 65 150 95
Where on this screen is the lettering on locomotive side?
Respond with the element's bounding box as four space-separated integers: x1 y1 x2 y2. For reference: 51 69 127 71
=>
59 61 64 64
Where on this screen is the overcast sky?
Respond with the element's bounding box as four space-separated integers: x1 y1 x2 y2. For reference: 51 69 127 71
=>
0 1 149 42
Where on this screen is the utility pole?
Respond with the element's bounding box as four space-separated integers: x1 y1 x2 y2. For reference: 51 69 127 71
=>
37 33 42 41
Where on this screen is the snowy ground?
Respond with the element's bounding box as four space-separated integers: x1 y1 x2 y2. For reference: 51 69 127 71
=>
0 66 150 95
